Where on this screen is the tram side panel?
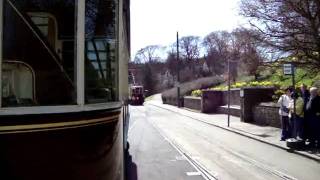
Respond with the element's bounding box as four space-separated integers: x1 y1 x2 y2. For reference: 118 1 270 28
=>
0 110 124 180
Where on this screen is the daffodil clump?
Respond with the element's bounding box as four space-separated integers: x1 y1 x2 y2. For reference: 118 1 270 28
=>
191 81 279 97
191 89 203 97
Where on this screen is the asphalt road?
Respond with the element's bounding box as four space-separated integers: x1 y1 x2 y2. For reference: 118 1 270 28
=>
128 104 320 180
127 105 205 180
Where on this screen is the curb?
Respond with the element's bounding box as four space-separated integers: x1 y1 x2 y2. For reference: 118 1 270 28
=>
147 102 320 163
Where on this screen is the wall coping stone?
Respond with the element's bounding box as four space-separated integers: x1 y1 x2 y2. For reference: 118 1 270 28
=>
184 96 201 100
241 87 276 90
258 102 279 108
202 88 240 92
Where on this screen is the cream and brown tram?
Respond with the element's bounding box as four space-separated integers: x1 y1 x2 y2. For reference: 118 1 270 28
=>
0 0 130 179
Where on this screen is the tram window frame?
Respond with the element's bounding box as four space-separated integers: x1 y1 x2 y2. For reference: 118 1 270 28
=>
1 0 78 107
84 0 119 104
0 0 121 113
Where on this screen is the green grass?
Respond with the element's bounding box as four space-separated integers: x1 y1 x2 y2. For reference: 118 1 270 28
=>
189 66 320 97
260 67 320 88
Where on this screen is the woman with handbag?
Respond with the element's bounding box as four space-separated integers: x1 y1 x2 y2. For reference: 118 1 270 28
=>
278 88 293 141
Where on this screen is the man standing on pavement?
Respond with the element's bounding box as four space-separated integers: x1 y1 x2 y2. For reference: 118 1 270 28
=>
305 87 320 147
300 84 310 140
278 88 293 141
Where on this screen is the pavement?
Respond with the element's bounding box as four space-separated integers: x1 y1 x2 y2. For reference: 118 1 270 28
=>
146 94 320 162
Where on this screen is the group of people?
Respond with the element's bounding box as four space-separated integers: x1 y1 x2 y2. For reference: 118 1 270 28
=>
278 84 320 147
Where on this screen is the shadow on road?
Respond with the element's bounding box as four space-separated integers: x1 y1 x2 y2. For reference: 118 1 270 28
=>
125 144 138 180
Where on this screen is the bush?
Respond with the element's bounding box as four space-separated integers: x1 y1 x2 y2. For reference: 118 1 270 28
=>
272 89 285 101
162 76 223 100
214 81 277 91
190 80 280 97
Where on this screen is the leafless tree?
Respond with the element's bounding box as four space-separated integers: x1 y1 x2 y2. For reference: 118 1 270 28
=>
232 28 264 79
203 31 228 75
240 0 320 69
133 45 164 63
178 36 201 72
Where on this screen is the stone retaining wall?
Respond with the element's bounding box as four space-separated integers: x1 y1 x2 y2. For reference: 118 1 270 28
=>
201 90 223 113
253 102 281 128
221 89 241 106
162 96 183 107
240 87 275 123
201 89 240 113
184 96 201 111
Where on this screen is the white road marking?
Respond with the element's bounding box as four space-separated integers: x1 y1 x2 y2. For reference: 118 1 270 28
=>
175 156 187 161
191 156 200 160
187 172 202 176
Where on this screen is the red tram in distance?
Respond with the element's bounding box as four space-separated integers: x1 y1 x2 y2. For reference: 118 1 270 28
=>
129 85 145 105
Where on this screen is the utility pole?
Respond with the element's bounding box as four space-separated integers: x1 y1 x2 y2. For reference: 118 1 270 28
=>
176 32 181 108
291 64 296 124
227 59 231 127
283 63 296 121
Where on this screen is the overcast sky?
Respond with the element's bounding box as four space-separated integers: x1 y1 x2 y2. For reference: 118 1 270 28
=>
130 0 246 59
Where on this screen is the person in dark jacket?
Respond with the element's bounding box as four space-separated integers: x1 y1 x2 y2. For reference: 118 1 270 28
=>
300 84 310 140
301 84 310 108
305 87 320 147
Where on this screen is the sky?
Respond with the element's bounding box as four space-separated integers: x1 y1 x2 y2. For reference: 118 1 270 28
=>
130 0 246 59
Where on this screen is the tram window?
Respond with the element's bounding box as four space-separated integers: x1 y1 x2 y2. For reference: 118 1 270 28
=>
2 62 35 107
85 0 118 104
2 0 76 106
28 13 57 51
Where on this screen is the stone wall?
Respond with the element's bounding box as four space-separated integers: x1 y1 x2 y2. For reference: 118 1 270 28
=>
221 89 241 106
253 102 281 128
162 95 184 107
240 87 275 123
184 96 201 111
201 89 240 113
201 90 223 113
216 106 241 117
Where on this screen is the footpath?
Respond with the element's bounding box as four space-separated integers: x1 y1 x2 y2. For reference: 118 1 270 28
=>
145 96 320 162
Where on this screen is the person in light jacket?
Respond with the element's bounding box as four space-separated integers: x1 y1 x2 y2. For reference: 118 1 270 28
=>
278 88 293 141
288 92 304 140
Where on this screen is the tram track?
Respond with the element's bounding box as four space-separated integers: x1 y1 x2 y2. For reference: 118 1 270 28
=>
147 112 219 180
145 104 299 180
132 105 217 179
191 125 298 180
